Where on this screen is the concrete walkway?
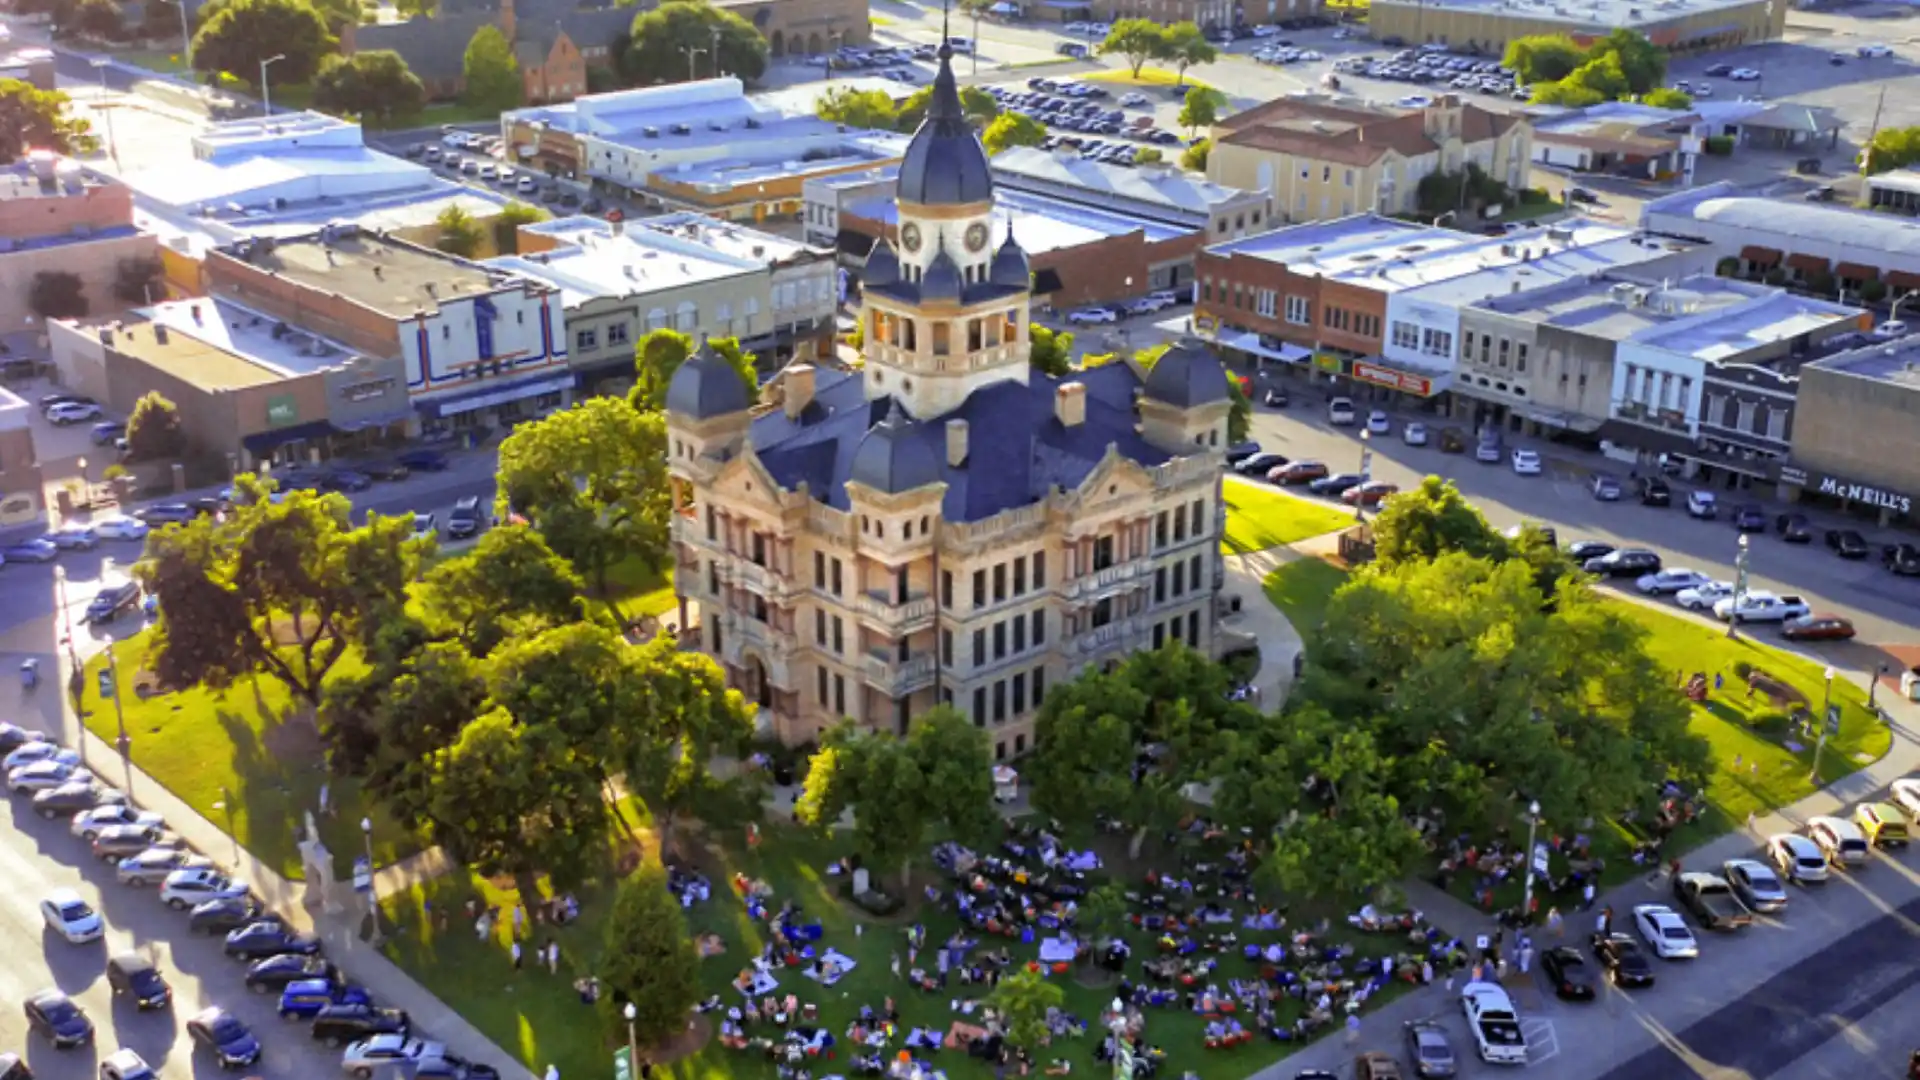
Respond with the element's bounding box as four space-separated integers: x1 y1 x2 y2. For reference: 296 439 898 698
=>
1219 545 1309 709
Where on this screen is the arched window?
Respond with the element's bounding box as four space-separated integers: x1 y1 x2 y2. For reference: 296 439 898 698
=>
645 308 668 333
675 301 698 332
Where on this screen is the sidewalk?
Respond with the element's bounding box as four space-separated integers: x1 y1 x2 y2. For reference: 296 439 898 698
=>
1219 546 1308 709
5 629 536 1080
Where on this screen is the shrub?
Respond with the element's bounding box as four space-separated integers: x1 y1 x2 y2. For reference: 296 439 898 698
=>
1732 660 1753 680
1704 135 1734 156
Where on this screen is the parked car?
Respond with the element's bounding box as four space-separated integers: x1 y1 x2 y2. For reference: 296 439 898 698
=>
91 824 168 860
1635 568 1710 595
1825 529 1870 559
321 470 373 493
1686 490 1717 519
395 449 450 472
1766 832 1830 883
100 1049 156 1080
1065 306 1118 325
1539 946 1596 1000
224 919 321 959
1233 452 1288 477
1732 504 1768 532
360 461 412 482
24 988 94 1047
1671 872 1753 930
1343 480 1399 507
1631 903 1698 959
31 780 118 819
1590 473 1622 500
1854 802 1909 848
1402 1019 1455 1078
6 741 78 771
1775 513 1813 542
1365 409 1391 435
188 896 263 935
1584 549 1661 578
342 1036 442 1080
1637 476 1671 506
1459 981 1527 1064
1328 397 1357 426
1223 441 1262 466
0 722 47 754
47 401 104 425
447 496 485 540
86 581 143 624
134 504 195 526
1437 427 1467 453
118 845 211 886
72 801 161 839
162 868 251 910
244 953 337 994
1780 614 1855 641
278 978 371 1020
1402 421 1428 446
1474 433 1502 463
107 952 173 1009
1589 932 1655 987
1 538 58 563
1510 449 1543 475
1721 858 1787 913
1713 591 1810 623
40 888 104 943
91 421 127 445
1886 542 1920 576
1565 540 1614 563
46 526 99 550
1806 816 1869 868
1308 472 1367 496
186 1006 262 1068
94 515 150 541
310 1004 411 1048
1674 581 1735 611
1272 460 1330 485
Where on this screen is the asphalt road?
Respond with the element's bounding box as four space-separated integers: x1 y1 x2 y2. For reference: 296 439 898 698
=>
1239 388 1920 660
0 792 349 1080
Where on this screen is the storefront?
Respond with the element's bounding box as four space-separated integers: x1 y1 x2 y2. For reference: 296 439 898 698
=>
416 373 575 432
1778 465 1913 525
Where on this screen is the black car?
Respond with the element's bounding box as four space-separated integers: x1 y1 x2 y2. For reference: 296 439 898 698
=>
1732 504 1768 532
107 952 172 1009
0 721 47 754
24 989 93 1048
360 461 412 482
447 496 485 540
225 919 322 959
189 896 263 935
1638 476 1671 506
1775 513 1812 543
1539 946 1596 1001
311 1004 411 1047
1223 441 1263 465
0 1051 29 1080
135 503 196 525
414 1054 501 1080
1584 548 1661 577
395 448 451 472
1591 931 1655 987
1887 542 1920 576
244 953 337 993
1566 540 1614 562
1826 529 1870 559
31 781 111 818
190 496 226 516
187 1006 262 1068
1233 452 1288 477
86 581 143 624
1705 62 1734 75
1308 472 1367 496
321 470 373 493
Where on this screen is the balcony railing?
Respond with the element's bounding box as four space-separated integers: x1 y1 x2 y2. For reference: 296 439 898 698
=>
1065 559 1151 599
861 651 938 696
1075 618 1142 656
853 591 937 631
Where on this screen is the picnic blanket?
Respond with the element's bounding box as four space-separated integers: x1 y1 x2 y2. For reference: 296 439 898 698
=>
906 1027 944 1049
803 949 859 986
733 970 780 996
1038 936 1079 963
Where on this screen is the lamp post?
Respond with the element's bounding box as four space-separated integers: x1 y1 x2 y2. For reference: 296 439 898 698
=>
1354 429 1374 522
259 54 286 116
1810 666 1836 783
211 793 242 867
1869 663 1889 711
178 1 194 70
54 566 85 767
89 59 121 171
710 25 724 78
1726 532 1751 639
679 46 707 83
361 816 382 945
624 1002 639 1080
77 456 89 503
1522 799 1542 923
103 643 132 792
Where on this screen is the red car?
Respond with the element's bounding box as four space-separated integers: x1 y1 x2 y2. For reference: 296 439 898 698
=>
1780 614 1855 641
1271 460 1330 485
1343 480 1399 507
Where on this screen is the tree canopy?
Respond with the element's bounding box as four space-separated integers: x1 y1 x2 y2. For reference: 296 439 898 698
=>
418 523 584 655
814 85 897 130
191 0 335 89
462 24 523 112
1029 325 1074 377
125 391 186 461
0 79 94 161
1866 126 1920 175
631 328 759 411
311 50 425 122
896 83 999 130
1514 29 1664 104
1160 22 1217 86
1641 86 1692 109
28 271 88 320
981 111 1046 155
598 866 703 1049
624 0 767 84
1176 86 1224 137
1098 18 1168 78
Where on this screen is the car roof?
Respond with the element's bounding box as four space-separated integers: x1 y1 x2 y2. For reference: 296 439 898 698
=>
1773 832 1821 852
192 1005 230 1023
110 951 156 972
1808 815 1862 836
1634 903 1679 920
46 886 83 904
1725 857 1772 874
28 988 70 1006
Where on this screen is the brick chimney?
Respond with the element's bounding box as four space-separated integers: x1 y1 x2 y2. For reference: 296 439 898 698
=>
945 418 969 466
1055 382 1086 428
783 363 815 419
499 0 516 41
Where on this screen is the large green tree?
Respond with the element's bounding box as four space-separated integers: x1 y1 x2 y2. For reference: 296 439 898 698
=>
1029 325 1074 377
1589 28 1666 96
631 328 759 411
495 396 671 595
623 0 767 84
612 634 756 855
1177 86 1224 138
1502 34 1586 85
311 50 425 122
987 969 1064 1055
1368 476 1508 569
418 524 584 656
815 85 897 130
190 0 335 90
461 24 522 112
0 79 93 163
124 391 186 461
896 83 998 130
321 639 485 819
599 866 702 1049
1160 21 1216 86
1866 126 1920 174
981 111 1045 155
1098 18 1166 78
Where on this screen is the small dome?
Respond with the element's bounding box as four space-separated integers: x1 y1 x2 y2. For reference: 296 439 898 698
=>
920 246 964 302
989 228 1030 289
849 401 941 494
1143 337 1231 408
864 237 900 288
897 49 993 207
665 337 751 420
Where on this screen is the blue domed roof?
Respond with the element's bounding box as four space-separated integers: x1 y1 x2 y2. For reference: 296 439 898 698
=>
921 246 964 302
989 225 1030 289
864 236 900 288
897 48 993 207
849 401 941 494
665 337 751 420
1143 338 1232 408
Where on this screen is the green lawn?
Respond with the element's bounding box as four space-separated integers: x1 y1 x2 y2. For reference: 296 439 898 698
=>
80 631 422 881
1259 558 1895 904
588 560 679 624
116 49 192 75
1084 68 1215 91
1219 479 1354 556
383 819 1422 1080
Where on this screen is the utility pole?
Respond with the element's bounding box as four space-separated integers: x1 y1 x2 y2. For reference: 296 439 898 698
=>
711 25 724 78
680 45 706 83
1860 84 1888 177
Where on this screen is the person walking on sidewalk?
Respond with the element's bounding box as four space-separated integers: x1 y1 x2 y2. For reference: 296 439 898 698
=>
547 940 560 975
1345 1013 1361 1046
1546 907 1564 937
511 942 523 970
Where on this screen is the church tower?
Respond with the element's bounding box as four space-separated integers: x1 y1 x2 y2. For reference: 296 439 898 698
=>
858 31 1032 418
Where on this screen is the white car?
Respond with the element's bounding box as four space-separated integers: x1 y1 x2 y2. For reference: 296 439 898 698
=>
1686 490 1717 519
1365 410 1391 435
9 759 90 793
47 401 104 425
1712 590 1810 623
1806 816 1869 867
1402 421 1428 446
41 888 105 943
1766 833 1831 884
1066 307 1118 325
1891 777 1920 822
1728 67 1761 80
94 515 151 541
1398 94 1434 108
1251 24 1280 36
1119 91 1150 107
119 845 212 886
1674 580 1735 611
73 803 163 839
1328 397 1357 426
1510 448 1542 475
1859 43 1892 58
4 742 77 771
1635 568 1712 596
1459 981 1527 1064
410 514 437 542
100 1049 157 1080
160 868 251 909
1632 903 1698 959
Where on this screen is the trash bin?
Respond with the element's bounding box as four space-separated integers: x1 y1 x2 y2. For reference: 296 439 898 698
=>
1902 667 1920 703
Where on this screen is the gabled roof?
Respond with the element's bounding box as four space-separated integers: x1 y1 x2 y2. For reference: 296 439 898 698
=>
351 0 631 80
1218 97 1521 167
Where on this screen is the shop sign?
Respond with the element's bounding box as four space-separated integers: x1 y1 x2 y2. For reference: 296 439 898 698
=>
341 377 395 403
266 394 298 427
1815 476 1912 515
1313 352 1344 374
1194 315 1217 333
1352 359 1433 396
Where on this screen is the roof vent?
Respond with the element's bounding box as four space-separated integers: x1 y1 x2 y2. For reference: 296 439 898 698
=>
152 323 169 345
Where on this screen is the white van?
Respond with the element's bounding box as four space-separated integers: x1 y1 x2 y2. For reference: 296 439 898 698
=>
1806 816 1870 868
1328 397 1356 426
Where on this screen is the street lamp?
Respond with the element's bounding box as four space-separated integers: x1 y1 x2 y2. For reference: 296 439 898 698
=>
54 565 85 767
1810 666 1836 783
103 644 132 793
259 54 286 116
624 1002 639 1080
1521 799 1542 922
1354 429 1374 522
678 45 707 83
361 816 383 944
1869 662 1890 712
1726 533 1751 639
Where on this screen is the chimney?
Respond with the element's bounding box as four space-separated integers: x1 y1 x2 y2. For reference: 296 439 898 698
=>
784 363 816 418
1055 382 1087 428
946 419 969 467
152 323 169 345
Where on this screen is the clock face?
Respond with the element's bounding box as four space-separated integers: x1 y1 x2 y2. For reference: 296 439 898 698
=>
900 223 922 254
965 222 990 253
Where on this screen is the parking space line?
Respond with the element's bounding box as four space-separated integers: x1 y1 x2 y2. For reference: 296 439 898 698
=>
1521 1017 1560 1065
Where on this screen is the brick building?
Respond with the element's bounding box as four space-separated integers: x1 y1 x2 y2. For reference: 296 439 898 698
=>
1 152 158 335
0 389 47 529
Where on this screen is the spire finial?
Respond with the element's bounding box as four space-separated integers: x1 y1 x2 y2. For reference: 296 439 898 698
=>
940 0 951 50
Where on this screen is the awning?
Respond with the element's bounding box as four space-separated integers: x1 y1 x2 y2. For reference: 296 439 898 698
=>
241 419 334 454
1032 268 1064 294
1516 405 1604 434
331 409 412 433
420 374 574 419
1786 253 1829 274
1218 330 1310 364
1889 269 1920 291
1740 246 1782 266
1834 262 1878 281
1595 418 1698 459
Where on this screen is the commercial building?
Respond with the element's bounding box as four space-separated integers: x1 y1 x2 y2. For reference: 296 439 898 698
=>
496 212 836 394
1364 0 1785 56
0 388 48 529
0 46 56 90
1191 215 1702 401
1787 337 1920 524
1 152 158 335
46 297 413 466
665 49 1232 753
200 225 571 432
1864 169 1920 217
1207 94 1531 223
989 147 1272 241
502 79 909 222
802 166 898 252
1642 182 1920 294
1528 102 1694 177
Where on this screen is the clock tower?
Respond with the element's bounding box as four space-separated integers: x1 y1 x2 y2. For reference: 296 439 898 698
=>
857 27 1032 419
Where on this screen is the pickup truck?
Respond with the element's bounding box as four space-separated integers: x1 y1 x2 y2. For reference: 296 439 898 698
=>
1712 591 1810 623
1460 981 1527 1065
1672 872 1753 930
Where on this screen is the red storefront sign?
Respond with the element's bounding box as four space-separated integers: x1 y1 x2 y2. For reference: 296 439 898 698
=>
1352 360 1433 396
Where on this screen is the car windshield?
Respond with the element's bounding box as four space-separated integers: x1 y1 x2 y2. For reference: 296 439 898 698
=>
58 901 94 920
1662 925 1690 940
42 998 79 1023
210 1017 247 1041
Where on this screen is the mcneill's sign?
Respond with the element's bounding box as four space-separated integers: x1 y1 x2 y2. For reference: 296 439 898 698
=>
1816 476 1912 516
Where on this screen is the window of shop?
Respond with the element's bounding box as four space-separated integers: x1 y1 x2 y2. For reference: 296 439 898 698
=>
1391 321 1420 351
1255 289 1276 317
575 328 597 351
606 322 629 346
1420 328 1453 357
1284 296 1310 325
